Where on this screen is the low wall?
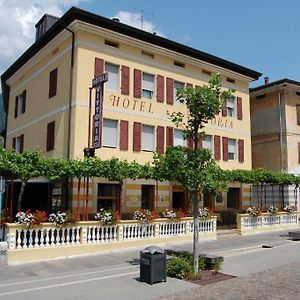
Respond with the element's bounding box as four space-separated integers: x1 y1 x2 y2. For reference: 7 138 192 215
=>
5 217 217 264
237 212 299 235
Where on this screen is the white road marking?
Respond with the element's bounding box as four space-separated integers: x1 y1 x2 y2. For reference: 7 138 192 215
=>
0 271 139 297
0 265 138 288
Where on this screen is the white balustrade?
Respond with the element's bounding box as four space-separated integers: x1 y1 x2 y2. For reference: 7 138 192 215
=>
237 212 299 235
6 217 216 251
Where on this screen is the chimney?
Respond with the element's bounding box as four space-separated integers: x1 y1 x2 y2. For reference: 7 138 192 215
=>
35 14 59 41
264 77 269 85
112 17 120 22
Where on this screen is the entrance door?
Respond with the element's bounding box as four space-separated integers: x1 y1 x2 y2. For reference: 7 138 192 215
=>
227 188 240 210
172 192 186 210
141 185 154 210
203 192 215 211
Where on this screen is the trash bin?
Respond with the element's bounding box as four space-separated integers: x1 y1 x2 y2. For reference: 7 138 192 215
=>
140 246 166 285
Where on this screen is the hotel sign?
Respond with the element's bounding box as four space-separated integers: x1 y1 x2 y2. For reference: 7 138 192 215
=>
93 73 108 149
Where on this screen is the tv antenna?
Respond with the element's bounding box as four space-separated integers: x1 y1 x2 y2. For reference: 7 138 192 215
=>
140 9 154 31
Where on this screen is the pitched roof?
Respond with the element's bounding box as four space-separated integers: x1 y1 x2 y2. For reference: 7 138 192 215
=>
1 7 261 83
250 78 300 93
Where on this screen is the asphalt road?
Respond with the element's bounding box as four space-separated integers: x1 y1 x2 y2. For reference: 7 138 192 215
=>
0 229 300 300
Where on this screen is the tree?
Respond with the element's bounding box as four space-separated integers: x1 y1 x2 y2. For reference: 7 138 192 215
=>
167 74 233 274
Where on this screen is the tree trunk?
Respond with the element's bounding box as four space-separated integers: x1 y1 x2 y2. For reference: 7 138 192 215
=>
193 130 199 275
17 180 26 212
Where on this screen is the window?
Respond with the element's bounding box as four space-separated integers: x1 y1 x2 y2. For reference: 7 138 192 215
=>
105 63 119 92
142 125 155 151
46 121 55 151
97 184 120 211
174 61 185 68
14 91 26 118
105 40 119 48
13 134 24 153
227 97 235 117
296 105 300 125
227 77 236 84
174 81 185 104
49 68 58 98
228 139 236 160
141 51 154 59
298 143 300 164
202 135 213 151
141 185 154 210
142 73 155 99
174 129 185 146
103 119 118 148
227 188 240 209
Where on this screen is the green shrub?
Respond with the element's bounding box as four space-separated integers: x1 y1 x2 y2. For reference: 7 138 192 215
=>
167 256 193 279
198 255 206 271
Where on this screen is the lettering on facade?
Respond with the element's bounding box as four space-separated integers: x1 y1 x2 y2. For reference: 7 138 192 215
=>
209 117 233 129
110 95 154 113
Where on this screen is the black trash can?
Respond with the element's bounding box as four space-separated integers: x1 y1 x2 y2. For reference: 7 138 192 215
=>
140 246 167 285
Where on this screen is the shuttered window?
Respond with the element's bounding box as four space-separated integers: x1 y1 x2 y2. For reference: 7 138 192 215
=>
103 119 118 148
174 129 185 146
105 63 119 91
174 81 185 105
142 125 155 151
46 121 55 151
156 75 164 102
222 137 229 161
134 69 142 98
296 105 300 125
227 97 235 117
228 138 236 160
14 90 26 118
13 135 24 153
94 58 104 77
49 68 58 98
203 135 213 151
156 126 165 154
121 66 130 95
298 143 300 164
120 120 128 151
142 73 155 99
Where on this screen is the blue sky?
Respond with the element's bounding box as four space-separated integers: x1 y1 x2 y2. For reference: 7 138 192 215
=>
1 0 300 88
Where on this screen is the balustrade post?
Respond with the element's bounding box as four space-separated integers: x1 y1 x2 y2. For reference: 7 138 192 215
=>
154 222 160 238
117 223 123 241
7 224 17 250
80 224 87 244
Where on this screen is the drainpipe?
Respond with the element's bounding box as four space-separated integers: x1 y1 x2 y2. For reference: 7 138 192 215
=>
278 90 284 171
65 27 75 160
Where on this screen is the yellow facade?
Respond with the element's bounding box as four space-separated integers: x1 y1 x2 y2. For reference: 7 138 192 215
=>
1 8 260 217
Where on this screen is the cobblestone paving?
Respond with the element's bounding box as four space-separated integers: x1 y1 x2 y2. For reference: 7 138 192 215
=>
158 262 300 300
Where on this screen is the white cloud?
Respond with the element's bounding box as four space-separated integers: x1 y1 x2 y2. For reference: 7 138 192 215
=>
0 0 87 80
113 11 164 37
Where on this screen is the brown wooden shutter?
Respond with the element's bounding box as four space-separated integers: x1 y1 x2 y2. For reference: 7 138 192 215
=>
94 58 104 77
120 120 129 151
134 69 142 98
133 122 141 152
156 75 164 103
46 121 55 151
296 105 300 125
222 99 227 117
186 83 193 88
166 78 174 105
49 68 58 98
19 134 24 153
187 137 193 148
12 137 16 150
166 126 174 147
238 139 244 163
222 137 229 161
14 96 18 118
214 135 221 160
298 143 300 164
121 66 130 95
237 97 243 120
198 133 203 149
22 90 26 114
156 126 165 154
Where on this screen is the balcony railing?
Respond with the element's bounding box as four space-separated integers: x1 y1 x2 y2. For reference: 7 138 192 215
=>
237 212 299 235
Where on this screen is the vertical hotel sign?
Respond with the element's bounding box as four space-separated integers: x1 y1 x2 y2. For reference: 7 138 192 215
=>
92 72 108 148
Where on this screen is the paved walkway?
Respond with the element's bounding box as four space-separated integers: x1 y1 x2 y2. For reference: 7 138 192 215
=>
159 262 300 300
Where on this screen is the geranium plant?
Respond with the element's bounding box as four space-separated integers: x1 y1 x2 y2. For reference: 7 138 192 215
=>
49 210 77 227
245 206 260 217
95 209 120 225
162 208 186 220
133 209 157 223
283 204 295 214
267 206 278 216
198 207 210 219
